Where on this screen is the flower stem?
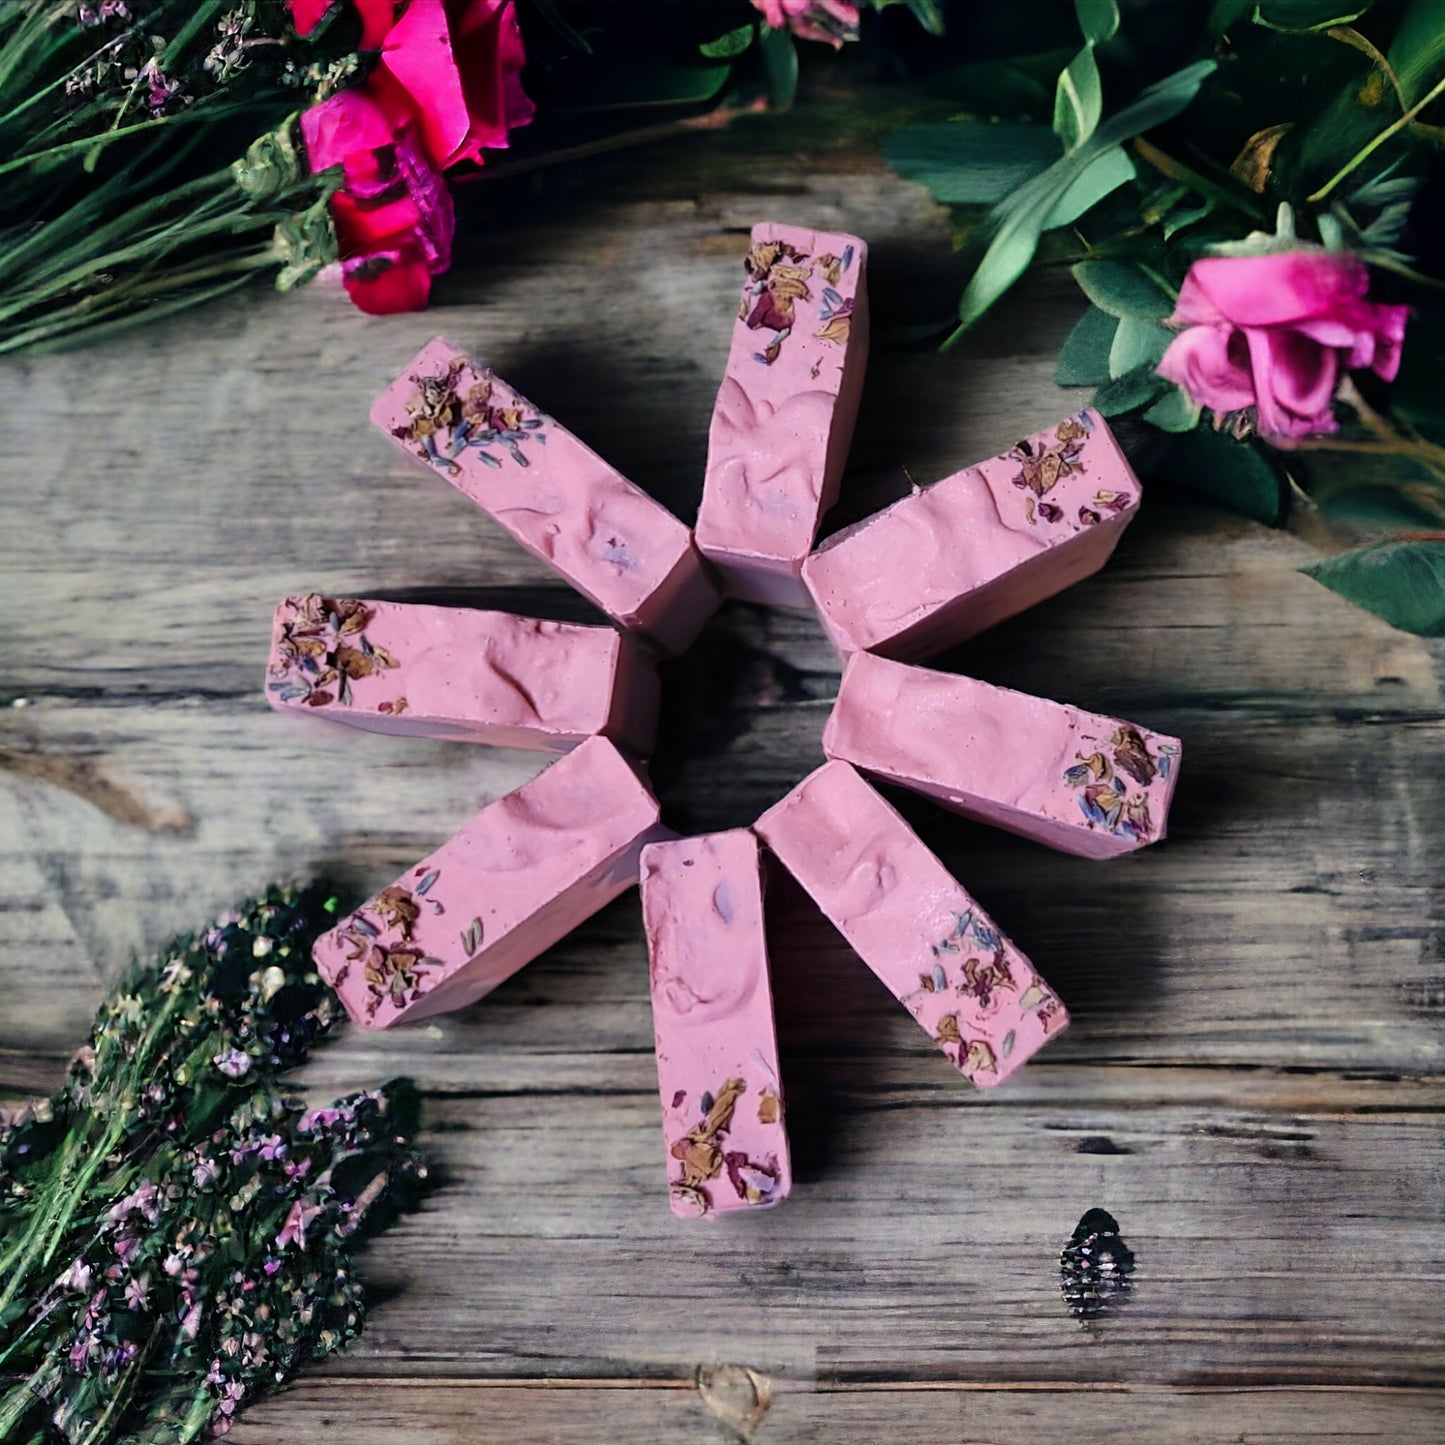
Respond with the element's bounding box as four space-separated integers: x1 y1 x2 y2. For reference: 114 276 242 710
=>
1307 72 1445 203
1129 136 1265 222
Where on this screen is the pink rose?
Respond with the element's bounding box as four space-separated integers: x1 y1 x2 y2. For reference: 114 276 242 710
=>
301 91 454 315
289 0 399 45
1156 250 1409 442
751 0 860 47
371 0 534 170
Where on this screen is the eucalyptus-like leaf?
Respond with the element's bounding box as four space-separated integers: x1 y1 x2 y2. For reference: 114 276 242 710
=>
1141 384 1202 432
1165 425 1289 525
1074 0 1121 45
1056 304 1118 386
1108 313 1173 375
904 0 947 35
881 123 1061 205
947 59 1215 342
1092 362 1172 415
1389 0 1445 105
1317 487 1445 530
1042 143 1135 228
1074 258 1176 320
699 23 756 59
1303 538 1445 635
1163 197 1216 239
1054 44 1103 150
759 25 799 109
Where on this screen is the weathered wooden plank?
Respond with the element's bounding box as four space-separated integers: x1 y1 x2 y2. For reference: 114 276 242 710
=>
226 1378 1445 1445
2 100 1443 1424
2 695 1440 1071
184 1088 1444 1387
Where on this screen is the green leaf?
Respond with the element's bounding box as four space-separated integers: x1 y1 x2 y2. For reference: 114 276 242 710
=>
1208 0 1254 30
880 123 1061 205
1165 426 1289 524
1056 304 1118 385
1075 0 1121 44
1302 539 1445 635
1108 313 1173 375
1162 197 1215 239
1041 145 1135 227
1073 259 1175 320
905 0 947 35
1317 487 1445 530
1141 385 1202 432
558 63 734 110
1054 45 1103 150
759 26 798 109
1390 0 1445 105
1093 363 1171 415
947 59 1215 341
699 23 755 59
1252 0 1372 31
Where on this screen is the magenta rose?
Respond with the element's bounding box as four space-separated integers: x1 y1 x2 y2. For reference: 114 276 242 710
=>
1156 251 1409 442
301 90 455 315
751 0 860 47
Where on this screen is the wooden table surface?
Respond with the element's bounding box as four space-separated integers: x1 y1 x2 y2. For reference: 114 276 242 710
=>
2 97 1443 1444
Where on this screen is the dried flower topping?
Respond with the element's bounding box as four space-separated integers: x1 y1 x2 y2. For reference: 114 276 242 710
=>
392 356 547 472
1010 415 1089 504
268 594 399 708
741 239 857 365
668 1076 783 1216
1060 726 1176 843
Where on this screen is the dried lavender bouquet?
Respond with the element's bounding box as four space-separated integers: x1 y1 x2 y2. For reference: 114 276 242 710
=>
0 881 426 1443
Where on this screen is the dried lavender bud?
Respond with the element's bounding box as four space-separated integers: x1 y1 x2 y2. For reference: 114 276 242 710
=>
0 882 427 1444
1059 1207 1135 1322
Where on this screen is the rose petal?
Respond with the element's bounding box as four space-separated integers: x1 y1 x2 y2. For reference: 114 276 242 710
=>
1366 302 1410 382
356 0 401 48
461 0 534 152
1244 326 1339 439
1182 251 1369 328
343 246 434 314
300 91 396 175
1156 324 1258 414
289 0 335 36
379 0 471 170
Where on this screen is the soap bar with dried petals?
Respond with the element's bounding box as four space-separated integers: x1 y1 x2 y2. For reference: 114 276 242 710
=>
266 594 660 756
802 410 1140 659
641 831 791 1218
313 737 666 1028
823 653 1180 859
371 337 719 654
696 224 869 606
753 761 1067 1086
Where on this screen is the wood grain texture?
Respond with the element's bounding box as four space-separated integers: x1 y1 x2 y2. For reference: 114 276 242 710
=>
2 88 1443 1443
226 1381 1445 1445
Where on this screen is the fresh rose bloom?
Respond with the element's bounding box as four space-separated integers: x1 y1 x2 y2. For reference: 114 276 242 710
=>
372 0 534 170
752 0 860 47
301 90 455 314
1156 250 1409 442
291 0 533 170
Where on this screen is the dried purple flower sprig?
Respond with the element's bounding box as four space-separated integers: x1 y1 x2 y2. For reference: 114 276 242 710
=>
0 882 427 1443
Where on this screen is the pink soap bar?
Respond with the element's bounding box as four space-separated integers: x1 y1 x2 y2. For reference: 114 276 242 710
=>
371 338 719 654
823 653 1180 859
802 410 1140 659
641 831 791 1218
753 761 1067 1087
266 594 660 756
696 225 869 607
313 737 665 1028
